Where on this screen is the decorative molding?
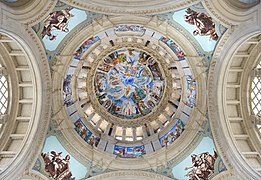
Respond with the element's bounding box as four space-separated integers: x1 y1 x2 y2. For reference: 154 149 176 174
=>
207 7 261 179
1 0 57 25
61 0 201 15
86 170 173 180
0 16 51 179
204 0 260 26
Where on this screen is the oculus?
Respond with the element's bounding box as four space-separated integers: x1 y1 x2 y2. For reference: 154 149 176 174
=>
94 48 165 119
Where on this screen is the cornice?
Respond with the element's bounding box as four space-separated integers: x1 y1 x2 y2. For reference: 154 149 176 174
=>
61 0 200 15
1 0 57 25
212 170 236 180
204 0 260 26
86 170 173 180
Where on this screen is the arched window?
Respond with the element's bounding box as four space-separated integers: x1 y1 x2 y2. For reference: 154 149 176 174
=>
251 60 261 133
0 63 8 130
0 65 8 114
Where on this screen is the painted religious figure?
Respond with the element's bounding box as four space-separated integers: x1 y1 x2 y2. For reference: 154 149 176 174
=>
41 151 74 180
186 76 197 108
63 74 74 106
184 8 219 41
41 7 74 41
94 48 165 119
74 119 92 141
74 119 100 147
185 151 218 180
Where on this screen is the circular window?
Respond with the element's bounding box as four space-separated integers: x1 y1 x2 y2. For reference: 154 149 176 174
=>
94 48 165 119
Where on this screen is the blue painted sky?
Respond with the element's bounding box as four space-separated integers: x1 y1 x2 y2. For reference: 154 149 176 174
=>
42 8 88 51
42 135 88 180
172 137 216 180
173 9 217 52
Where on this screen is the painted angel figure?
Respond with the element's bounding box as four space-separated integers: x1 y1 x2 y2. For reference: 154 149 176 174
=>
41 7 74 41
184 8 219 41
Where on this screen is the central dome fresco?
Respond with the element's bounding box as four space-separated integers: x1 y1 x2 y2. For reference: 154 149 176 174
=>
94 48 165 119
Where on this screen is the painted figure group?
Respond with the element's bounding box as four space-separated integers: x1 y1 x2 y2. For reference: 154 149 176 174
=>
114 145 146 158
160 37 186 60
41 151 74 180
185 151 218 180
184 8 219 41
63 75 74 107
95 49 165 119
74 119 100 147
73 36 100 60
41 7 74 41
161 120 185 147
186 76 197 108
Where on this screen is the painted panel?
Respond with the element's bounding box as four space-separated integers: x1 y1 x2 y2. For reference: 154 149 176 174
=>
114 25 146 36
73 36 101 60
159 119 185 147
160 36 186 61
74 118 100 147
113 145 146 158
63 74 74 107
186 75 197 108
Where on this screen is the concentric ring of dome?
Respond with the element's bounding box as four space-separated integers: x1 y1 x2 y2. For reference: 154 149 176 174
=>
52 21 203 164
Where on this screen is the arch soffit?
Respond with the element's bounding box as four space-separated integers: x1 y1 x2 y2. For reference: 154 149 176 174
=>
208 6 261 179
0 11 52 179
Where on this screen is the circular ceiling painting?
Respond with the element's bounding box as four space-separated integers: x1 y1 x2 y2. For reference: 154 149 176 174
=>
94 48 165 119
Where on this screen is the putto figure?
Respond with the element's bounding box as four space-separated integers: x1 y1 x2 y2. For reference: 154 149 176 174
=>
185 150 218 180
184 8 219 41
41 151 75 180
41 7 74 41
